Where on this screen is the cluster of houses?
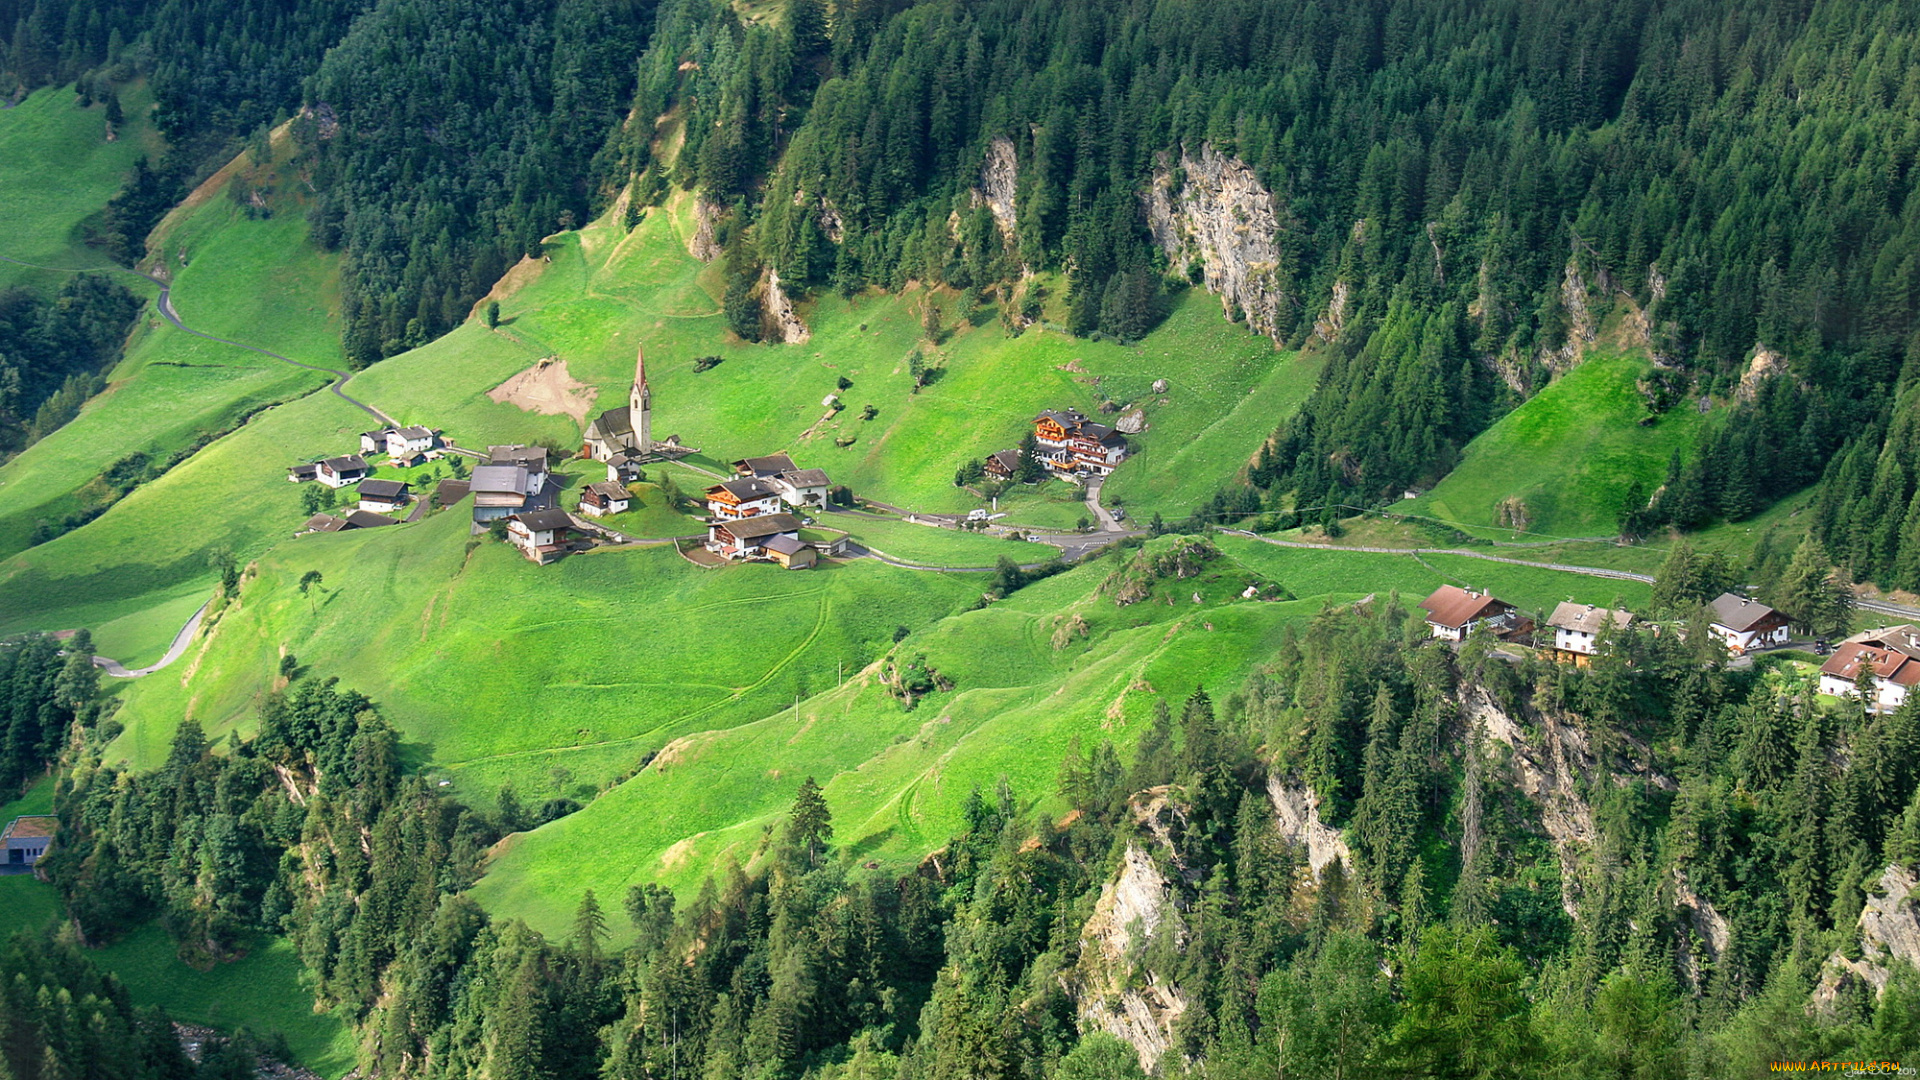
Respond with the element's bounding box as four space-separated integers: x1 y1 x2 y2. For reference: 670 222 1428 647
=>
702 454 835 568
3 814 55 875
289 423 447 534
983 408 1131 484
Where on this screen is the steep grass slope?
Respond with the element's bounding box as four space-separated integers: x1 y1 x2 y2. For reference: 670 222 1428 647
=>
1403 353 1705 540
475 533 1652 936
0 82 161 291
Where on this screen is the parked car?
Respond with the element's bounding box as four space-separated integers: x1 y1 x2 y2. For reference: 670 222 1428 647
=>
1813 640 1831 655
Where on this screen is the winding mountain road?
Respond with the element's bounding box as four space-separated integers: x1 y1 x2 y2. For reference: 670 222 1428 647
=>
87 599 211 678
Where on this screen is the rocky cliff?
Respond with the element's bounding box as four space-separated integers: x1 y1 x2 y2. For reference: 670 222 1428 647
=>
1817 865 1920 1006
1266 774 1352 881
1069 844 1189 1074
1145 144 1288 345
977 136 1018 242
763 267 810 344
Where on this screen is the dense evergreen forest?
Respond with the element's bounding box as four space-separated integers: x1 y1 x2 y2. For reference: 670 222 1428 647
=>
10 0 1920 557
0 277 143 455
2 574 1915 1077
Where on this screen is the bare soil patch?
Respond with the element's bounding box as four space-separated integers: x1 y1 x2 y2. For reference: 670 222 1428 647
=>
488 357 597 426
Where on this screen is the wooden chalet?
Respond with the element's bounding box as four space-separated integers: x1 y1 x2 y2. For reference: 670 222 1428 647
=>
1547 602 1634 664
357 478 411 513
1707 593 1791 653
983 448 1021 480
1032 409 1128 479
706 477 782 520
733 453 798 479
316 455 370 488
506 508 583 564
707 512 804 560
578 481 632 517
1418 585 1521 642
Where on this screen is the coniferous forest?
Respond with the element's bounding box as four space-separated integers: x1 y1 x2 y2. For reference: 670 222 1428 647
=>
11 0 1920 1076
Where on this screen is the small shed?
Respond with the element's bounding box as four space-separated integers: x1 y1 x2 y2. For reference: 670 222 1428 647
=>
765 534 818 570
3 815 56 869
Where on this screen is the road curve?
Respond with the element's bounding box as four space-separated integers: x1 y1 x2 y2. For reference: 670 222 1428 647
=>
89 598 211 678
0 253 394 425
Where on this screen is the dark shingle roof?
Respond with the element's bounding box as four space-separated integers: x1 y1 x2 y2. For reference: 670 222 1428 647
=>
488 444 550 470
514 508 575 531
717 513 803 540
1709 593 1785 632
302 513 348 532
583 481 630 501
322 454 369 473
734 454 798 476
358 479 409 500
588 406 633 440
343 510 400 529
710 478 779 501
764 534 807 556
395 425 433 440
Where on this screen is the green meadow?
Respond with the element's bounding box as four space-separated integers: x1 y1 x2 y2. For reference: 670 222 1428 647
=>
91 925 358 1078
1404 353 1705 540
0 81 162 290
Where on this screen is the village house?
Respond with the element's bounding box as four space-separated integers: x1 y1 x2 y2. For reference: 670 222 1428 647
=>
706 477 783 520
360 425 439 460
287 463 318 483
506 508 582 564
606 448 647 484
764 534 818 570
1707 593 1792 654
578 481 632 517
1418 585 1521 641
733 453 798 479
983 448 1022 480
470 464 547 522
708 512 804 560
1547 602 1634 664
299 510 401 535
3 815 55 871
1819 625 1920 712
584 346 653 461
315 455 370 488
487 444 551 487
770 468 831 512
1032 409 1129 479
357 478 411 513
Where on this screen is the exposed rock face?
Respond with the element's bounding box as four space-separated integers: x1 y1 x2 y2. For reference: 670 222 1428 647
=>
1817 865 1920 1007
763 267 810 344
1738 344 1786 401
978 136 1018 241
688 197 723 262
1314 280 1351 344
1468 691 1596 915
1544 259 1599 372
1070 844 1189 1074
1115 407 1146 435
1146 144 1288 345
1266 774 1352 881
1672 867 1733 982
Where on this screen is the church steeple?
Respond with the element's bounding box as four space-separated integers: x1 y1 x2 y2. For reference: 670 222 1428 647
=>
629 344 651 452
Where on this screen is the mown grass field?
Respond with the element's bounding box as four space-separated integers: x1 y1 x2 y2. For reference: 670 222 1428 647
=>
472 531 1655 937
108 506 984 801
1404 353 1705 540
92 925 358 1079
0 179 341 569
0 81 162 291
829 511 1060 567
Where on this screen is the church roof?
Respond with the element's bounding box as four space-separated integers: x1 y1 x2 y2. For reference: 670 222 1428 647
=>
588 405 634 440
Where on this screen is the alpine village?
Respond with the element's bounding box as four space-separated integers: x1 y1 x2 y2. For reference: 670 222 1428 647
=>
5 0 1920 1078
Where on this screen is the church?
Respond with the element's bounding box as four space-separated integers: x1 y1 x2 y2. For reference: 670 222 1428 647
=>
583 346 653 462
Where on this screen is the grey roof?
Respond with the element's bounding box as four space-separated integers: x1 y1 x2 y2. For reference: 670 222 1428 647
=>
343 510 399 529
780 468 830 487
322 454 369 473
1548 602 1633 635
608 447 647 464
710 477 779 501
488 444 550 470
362 427 396 440
302 513 348 532
513 508 575 531
716 512 803 540
471 464 532 494
588 406 633 440
1038 409 1087 427
1709 593 1785 632
289 464 318 479
734 454 798 476
583 481 630 501
395 425 433 439
764 534 807 556
358 479 410 500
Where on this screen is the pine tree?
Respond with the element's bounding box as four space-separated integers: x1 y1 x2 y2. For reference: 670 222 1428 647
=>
572 889 607 960
785 776 833 867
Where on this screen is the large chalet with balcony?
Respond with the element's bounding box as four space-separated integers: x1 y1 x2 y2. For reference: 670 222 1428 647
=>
1032 409 1128 480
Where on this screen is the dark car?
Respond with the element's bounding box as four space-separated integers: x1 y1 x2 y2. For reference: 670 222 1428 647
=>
1813 641 1830 656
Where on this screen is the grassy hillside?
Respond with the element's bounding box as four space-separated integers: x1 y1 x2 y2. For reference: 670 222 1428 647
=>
0 81 162 291
475 532 1652 937
353 192 1318 523
92 926 358 1078
108 505 985 799
1403 353 1705 540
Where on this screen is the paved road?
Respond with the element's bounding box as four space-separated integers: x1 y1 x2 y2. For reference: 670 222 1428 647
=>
90 598 211 678
1217 529 1659 584
0 254 395 425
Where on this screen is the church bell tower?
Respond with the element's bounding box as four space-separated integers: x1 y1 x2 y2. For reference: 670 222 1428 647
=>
630 345 651 452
